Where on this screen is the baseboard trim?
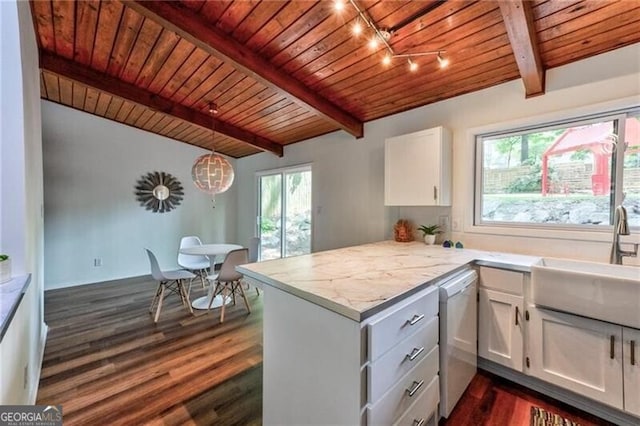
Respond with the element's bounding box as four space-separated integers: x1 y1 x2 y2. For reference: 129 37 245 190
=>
28 322 48 404
478 358 640 426
45 274 152 292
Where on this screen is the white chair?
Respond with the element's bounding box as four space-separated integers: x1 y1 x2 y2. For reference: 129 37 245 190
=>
146 249 195 323
206 248 250 323
177 236 210 293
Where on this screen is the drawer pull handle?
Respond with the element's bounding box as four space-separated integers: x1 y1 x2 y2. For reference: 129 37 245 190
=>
406 380 424 397
610 335 615 360
631 340 636 366
406 346 425 361
414 419 426 426
408 314 425 326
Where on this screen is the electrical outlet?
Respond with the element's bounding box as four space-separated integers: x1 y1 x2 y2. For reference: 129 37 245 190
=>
438 215 450 232
452 218 461 232
94 258 102 267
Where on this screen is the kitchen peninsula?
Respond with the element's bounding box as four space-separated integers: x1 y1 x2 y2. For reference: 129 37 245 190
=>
237 240 538 425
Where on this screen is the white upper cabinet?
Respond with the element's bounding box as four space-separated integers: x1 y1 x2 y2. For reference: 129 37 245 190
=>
384 126 452 206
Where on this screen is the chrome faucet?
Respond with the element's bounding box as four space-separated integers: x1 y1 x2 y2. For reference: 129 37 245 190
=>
610 205 638 264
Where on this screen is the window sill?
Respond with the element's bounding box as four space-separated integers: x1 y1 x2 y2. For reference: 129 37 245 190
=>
463 223 640 245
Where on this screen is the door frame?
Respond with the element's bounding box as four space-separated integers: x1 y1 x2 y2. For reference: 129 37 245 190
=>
255 163 313 259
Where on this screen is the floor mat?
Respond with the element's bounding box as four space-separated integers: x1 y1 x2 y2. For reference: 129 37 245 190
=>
530 406 581 426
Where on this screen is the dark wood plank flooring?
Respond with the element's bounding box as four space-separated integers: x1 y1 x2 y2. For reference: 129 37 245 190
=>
38 278 611 425
37 277 263 425
443 370 613 426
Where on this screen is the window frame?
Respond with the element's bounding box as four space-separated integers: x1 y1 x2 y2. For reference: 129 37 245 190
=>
472 106 639 236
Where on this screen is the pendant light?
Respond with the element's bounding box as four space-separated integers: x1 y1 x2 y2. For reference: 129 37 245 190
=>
191 103 234 199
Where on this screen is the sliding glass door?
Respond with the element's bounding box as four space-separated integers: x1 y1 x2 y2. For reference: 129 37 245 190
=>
258 165 312 260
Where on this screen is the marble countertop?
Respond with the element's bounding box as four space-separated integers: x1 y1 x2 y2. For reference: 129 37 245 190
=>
0 274 32 341
237 240 540 321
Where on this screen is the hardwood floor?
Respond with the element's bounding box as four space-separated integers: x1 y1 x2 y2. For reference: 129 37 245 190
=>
443 370 613 426
37 277 263 425
38 278 611 425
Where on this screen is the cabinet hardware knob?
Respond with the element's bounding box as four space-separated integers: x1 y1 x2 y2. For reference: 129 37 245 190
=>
610 335 615 360
413 419 426 426
631 340 636 366
407 314 425 326
406 380 424 397
515 306 519 326
406 346 425 361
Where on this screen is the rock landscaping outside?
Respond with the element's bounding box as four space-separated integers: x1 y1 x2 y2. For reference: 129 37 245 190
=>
482 194 640 227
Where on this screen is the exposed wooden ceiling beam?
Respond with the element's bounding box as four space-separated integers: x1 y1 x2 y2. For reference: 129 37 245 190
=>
499 0 545 97
123 0 364 139
39 52 284 157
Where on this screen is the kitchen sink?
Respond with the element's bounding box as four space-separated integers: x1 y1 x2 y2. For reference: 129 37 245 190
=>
531 258 640 328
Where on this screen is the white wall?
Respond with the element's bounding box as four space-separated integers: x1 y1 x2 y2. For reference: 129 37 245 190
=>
42 102 238 289
235 133 392 253
0 0 46 404
236 44 640 262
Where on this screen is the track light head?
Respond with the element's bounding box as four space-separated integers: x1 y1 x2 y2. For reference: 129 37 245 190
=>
352 20 362 36
437 52 449 68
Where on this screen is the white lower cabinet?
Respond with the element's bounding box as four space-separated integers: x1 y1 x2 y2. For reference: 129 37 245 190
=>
367 345 439 425
528 307 624 410
478 288 524 371
367 286 440 425
624 327 640 416
392 376 439 426
262 283 441 426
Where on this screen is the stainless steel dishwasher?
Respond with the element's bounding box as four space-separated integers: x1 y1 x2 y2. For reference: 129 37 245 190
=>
438 267 478 418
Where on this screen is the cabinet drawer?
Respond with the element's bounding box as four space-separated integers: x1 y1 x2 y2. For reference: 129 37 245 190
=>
368 285 438 361
367 345 438 426
479 266 523 295
368 316 438 403
392 376 439 426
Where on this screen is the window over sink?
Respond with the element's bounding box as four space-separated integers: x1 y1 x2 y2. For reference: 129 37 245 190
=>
475 108 640 229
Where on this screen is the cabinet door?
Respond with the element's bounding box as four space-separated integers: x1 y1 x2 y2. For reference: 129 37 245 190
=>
384 127 451 206
529 308 623 409
478 288 523 371
624 327 640 416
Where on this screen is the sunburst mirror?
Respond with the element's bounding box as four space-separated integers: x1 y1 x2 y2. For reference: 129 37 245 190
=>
135 171 184 213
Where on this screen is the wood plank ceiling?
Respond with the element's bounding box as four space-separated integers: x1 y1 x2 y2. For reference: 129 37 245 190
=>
32 1 640 158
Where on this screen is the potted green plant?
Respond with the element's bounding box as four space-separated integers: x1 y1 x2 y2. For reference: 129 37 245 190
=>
0 254 11 284
417 224 441 245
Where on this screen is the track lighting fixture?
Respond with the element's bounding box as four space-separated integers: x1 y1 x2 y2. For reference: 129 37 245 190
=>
352 19 362 36
336 0 449 71
437 52 450 68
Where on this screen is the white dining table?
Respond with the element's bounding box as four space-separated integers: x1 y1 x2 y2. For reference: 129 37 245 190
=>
179 243 243 310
